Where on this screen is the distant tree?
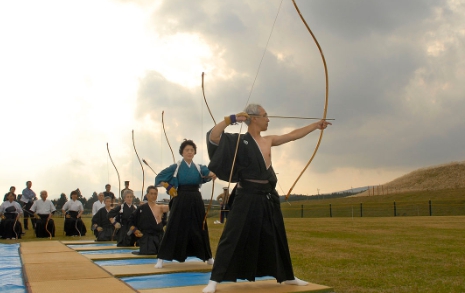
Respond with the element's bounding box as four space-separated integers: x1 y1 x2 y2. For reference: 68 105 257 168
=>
78 196 87 207
75 188 82 199
56 193 67 210
85 192 98 209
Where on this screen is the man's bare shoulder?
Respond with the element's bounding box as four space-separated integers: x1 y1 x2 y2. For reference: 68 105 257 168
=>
261 134 277 141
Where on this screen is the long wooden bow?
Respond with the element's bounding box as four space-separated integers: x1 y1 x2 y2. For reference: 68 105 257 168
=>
107 143 122 201
201 72 216 230
285 0 329 200
45 215 52 239
162 111 176 164
202 72 216 124
132 130 145 201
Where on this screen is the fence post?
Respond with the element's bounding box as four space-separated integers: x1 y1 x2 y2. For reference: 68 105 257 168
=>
429 200 432 216
360 203 363 217
329 204 332 218
301 205 303 218
393 201 397 217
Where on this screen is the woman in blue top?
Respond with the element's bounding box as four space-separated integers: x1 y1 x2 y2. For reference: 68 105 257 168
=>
155 139 216 268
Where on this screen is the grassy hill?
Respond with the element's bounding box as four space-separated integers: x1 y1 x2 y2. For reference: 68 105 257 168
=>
280 161 465 218
353 161 465 197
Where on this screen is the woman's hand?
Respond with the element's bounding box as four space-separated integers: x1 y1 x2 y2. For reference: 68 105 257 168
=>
208 171 217 180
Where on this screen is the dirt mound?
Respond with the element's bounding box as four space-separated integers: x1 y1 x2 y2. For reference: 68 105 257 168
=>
352 161 465 197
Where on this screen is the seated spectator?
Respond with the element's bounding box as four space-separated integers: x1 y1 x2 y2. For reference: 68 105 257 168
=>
30 190 56 238
92 196 116 241
0 193 23 239
62 190 87 236
129 186 168 255
108 190 137 247
92 192 105 216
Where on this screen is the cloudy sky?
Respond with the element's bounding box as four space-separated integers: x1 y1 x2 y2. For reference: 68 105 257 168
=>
1 0 464 201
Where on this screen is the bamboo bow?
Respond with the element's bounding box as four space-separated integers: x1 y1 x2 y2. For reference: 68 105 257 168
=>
201 72 216 230
107 143 121 201
162 111 176 164
285 0 329 200
132 130 145 201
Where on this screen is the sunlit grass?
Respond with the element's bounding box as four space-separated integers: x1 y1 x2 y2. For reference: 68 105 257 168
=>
3 214 465 292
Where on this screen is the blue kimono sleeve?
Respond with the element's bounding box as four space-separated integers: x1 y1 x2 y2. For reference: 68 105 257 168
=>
200 164 212 184
155 164 178 187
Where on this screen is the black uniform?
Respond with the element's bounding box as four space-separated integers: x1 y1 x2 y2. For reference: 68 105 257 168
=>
108 203 136 246
64 211 87 236
35 215 55 238
0 206 23 239
92 207 115 241
206 130 295 283
129 204 166 255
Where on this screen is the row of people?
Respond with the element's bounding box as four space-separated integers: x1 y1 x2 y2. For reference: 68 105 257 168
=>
90 139 213 260
3 181 38 231
0 189 55 239
3 103 330 293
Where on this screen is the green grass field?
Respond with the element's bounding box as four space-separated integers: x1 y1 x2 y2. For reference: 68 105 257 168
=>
2 214 464 293
282 188 465 218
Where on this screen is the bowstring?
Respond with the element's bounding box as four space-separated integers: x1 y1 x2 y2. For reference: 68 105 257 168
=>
226 0 284 196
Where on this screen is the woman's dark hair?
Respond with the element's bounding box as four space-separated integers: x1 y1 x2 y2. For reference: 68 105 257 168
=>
179 139 197 155
9 186 15 191
70 190 78 197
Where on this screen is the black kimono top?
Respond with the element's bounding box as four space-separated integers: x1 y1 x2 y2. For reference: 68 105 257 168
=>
92 207 112 228
129 204 164 235
207 130 277 189
108 203 137 225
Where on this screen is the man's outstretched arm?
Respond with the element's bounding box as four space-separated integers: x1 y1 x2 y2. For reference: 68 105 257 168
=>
271 120 331 146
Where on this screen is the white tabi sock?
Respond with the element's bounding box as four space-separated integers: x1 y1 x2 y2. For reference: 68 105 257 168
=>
154 259 163 268
202 280 217 293
206 258 214 265
284 277 309 286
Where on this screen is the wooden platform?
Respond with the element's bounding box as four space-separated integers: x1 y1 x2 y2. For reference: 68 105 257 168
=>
83 252 158 260
18 240 333 293
138 280 333 293
102 261 212 277
20 241 135 293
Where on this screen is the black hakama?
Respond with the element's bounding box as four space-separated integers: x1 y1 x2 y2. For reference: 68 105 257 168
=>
157 185 212 262
92 208 115 241
0 213 22 239
64 211 87 236
35 215 55 238
129 204 165 255
206 130 295 283
108 203 136 246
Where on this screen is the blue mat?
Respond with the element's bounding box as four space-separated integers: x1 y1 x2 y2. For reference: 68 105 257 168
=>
0 244 26 293
67 243 116 248
95 256 202 266
121 272 273 290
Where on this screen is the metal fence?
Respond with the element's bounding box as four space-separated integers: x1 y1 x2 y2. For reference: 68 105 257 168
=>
280 200 465 218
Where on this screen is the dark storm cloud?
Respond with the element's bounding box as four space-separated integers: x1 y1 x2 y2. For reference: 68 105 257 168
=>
133 0 465 178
